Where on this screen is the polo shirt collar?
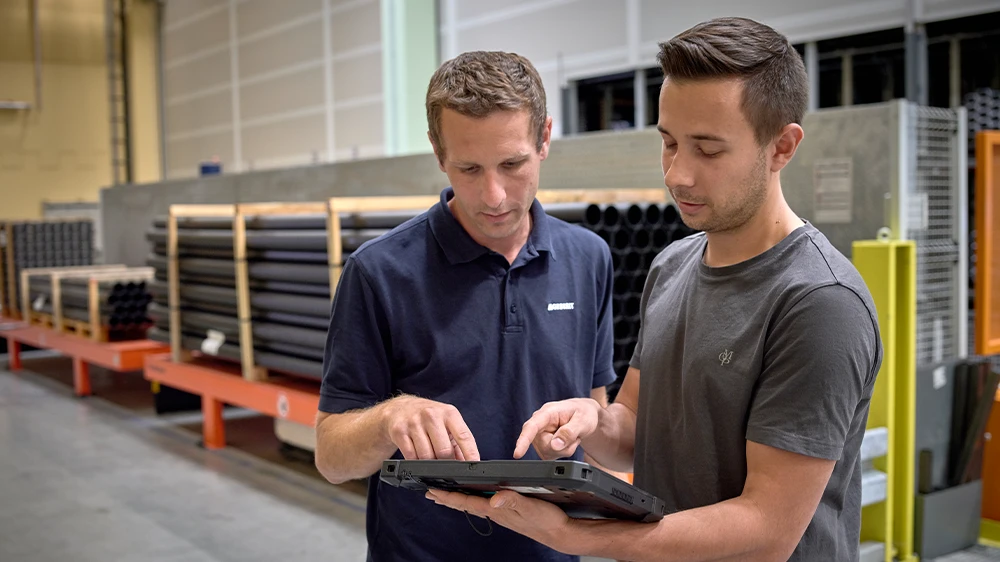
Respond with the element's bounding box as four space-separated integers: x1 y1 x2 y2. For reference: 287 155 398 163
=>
428 187 554 265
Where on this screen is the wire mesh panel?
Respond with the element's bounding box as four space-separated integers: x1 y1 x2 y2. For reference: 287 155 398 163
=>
907 106 965 365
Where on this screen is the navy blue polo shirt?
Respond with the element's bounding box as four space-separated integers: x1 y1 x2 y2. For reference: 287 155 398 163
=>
319 187 616 562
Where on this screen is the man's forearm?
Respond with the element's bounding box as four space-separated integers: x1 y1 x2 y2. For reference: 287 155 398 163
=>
315 402 398 484
568 496 782 562
580 403 636 472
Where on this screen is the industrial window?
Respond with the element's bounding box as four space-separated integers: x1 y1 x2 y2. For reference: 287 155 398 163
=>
574 72 636 132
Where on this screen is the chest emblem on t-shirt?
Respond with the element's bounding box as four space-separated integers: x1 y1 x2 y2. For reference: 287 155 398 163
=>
547 302 575 311
719 349 733 366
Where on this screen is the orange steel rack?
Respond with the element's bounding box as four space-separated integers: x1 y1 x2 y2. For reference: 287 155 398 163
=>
143 352 320 450
2 319 169 396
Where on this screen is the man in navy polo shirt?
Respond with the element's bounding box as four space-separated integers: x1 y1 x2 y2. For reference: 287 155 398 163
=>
314 50 616 561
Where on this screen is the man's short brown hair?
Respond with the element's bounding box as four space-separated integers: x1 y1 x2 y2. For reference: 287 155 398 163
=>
657 17 808 145
426 51 547 160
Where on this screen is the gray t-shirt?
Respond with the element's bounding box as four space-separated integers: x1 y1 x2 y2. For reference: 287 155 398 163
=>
630 222 882 561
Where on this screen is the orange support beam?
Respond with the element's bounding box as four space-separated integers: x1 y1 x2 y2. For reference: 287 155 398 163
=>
143 353 320 450
1 323 168 396
983 391 1000 521
72 357 91 397
6 337 21 371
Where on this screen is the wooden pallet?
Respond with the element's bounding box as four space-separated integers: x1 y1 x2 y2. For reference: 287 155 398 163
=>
27 312 109 341
20 265 152 342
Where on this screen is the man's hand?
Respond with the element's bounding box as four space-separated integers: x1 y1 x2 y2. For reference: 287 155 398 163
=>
383 396 481 461
514 398 602 460
426 489 574 554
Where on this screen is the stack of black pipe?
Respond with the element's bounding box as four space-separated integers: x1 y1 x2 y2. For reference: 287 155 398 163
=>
143 201 692 384
27 276 152 331
145 213 346 381
577 203 695 387
3 220 94 314
965 87 1000 160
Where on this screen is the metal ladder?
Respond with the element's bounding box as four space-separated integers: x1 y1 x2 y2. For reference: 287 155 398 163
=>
105 0 131 185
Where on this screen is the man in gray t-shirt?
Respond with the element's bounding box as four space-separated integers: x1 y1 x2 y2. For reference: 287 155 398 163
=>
631 223 881 560
427 16 883 562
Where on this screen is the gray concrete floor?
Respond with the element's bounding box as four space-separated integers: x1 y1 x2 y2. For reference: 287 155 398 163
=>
0 355 613 562
5 354 998 562
22 350 992 561
0 358 369 562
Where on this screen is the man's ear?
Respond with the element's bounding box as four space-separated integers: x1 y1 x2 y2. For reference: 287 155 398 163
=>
428 131 446 172
769 123 804 173
538 116 553 160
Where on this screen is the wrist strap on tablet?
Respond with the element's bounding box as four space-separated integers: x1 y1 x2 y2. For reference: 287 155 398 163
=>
465 510 493 537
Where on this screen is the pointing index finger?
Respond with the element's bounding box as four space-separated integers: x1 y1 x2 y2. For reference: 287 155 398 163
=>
514 415 547 459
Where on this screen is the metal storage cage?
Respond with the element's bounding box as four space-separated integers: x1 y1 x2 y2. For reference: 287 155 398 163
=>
784 99 969 368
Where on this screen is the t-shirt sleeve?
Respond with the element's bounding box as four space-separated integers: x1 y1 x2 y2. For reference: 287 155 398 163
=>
593 245 617 388
746 284 881 461
318 256 393 414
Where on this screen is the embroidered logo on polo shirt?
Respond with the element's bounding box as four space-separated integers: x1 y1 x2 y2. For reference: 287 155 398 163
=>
547 302 575 311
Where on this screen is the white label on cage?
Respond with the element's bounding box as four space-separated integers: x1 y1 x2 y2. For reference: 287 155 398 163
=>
32 296 46 311
813 158 853 224
201 329 226 356
908 192 929 231
933 366 947 390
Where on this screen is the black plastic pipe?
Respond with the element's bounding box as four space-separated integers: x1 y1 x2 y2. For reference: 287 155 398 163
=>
152 245 331 263
148 297 328 331
148 281 329 319
147 327 322 380
624 251 642 271
537 202 590 223
663 204 679 225
652 229 669 250
145 228 384 252
145 255 329 285
613 229 631 250
631 230 650 250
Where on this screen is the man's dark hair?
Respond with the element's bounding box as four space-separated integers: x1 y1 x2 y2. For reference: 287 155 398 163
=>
657 17 808 145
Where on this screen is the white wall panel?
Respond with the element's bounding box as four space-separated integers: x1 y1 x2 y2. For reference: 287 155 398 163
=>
164 50 231 100
333 52 382 101
335 103 383 150
455 0 537 21
166 90 233 134
237 0 321 37
238 20 324 78
331 0 380 52
162 0 387 178
164 8 230 60
242 114 327 164
455 0 626 69
239 67 325 120
164 0 227 28
166 131 234 174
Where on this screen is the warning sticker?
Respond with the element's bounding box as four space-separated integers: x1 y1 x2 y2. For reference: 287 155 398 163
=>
813 158 853 224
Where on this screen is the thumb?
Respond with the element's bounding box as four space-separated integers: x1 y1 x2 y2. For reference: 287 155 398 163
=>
551 419 585 451
491 490 520 510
